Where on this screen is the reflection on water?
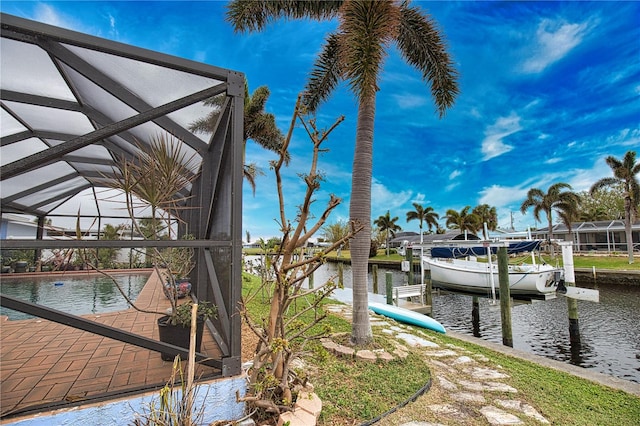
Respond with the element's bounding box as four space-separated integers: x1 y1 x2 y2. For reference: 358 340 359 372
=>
309 260 640 384
0 273 150 320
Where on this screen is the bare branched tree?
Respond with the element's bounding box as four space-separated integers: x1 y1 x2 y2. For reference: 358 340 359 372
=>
238 94 362 418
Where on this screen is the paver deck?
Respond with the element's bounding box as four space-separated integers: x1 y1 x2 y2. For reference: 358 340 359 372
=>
0 270 222 419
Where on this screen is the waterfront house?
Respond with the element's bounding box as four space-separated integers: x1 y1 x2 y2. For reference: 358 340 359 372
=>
531 220 640 253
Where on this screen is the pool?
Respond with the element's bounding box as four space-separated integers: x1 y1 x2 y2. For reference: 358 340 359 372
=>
0 272 151 320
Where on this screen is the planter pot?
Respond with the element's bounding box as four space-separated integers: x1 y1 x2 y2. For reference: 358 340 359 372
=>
163 278 192 299
157 315 205 361
14 261 28 273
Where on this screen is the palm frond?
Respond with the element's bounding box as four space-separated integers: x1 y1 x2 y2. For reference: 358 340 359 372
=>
397 2 459 117
226 0 341 33
590 177 619 194
339 0 398 100
244 162 265 196
304 33 343 112
188 111 220 134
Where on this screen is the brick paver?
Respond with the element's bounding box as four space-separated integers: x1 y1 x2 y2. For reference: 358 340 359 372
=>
0 270 222 418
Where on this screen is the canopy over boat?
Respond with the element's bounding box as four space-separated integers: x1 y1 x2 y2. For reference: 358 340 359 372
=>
430 240 542 259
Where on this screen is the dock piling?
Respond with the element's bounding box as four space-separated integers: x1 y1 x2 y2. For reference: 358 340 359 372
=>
406 248 414 286
472 296 480 337
424 267 433 307
497 246 513 347
372 264 378 294
560 241 581 344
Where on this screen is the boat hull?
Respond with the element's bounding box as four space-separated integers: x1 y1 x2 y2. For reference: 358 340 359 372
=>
423 257 561 297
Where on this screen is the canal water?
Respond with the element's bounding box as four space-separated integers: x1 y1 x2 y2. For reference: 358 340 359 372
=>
309 260 640 384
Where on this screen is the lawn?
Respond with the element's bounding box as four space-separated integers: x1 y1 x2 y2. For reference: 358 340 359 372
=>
241 272 640 425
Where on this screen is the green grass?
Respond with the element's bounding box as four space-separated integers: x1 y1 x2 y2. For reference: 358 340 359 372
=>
569 255 640 270
430 334 640 426
241 272 640 425
241 273 431 423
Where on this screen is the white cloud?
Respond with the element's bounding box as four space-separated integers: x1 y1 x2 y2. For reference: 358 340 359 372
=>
445 181 461 192
478 184 528 210
565 157 619 193
392 93 427 110
481 113 521 161
606 127 640 148
522 18 589 74
33 4 68 27
544 157 562 165
107 14 119 39
32 4 93 34
449 170 462 180
411 193 427 204
371 178 412 216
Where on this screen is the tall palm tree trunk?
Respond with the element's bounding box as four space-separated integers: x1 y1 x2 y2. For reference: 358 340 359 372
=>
350 95 375 345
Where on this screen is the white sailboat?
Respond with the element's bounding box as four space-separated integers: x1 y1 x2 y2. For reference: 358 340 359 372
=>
423 256 562 298
419 239 563 299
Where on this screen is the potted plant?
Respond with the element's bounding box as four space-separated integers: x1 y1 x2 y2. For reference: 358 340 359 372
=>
104 132 215 359
161 235 195 300
157 301 217 361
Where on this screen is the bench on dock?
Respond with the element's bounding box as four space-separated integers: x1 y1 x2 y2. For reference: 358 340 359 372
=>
392 284 426 306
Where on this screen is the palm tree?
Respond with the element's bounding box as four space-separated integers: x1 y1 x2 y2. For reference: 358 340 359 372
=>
406 203 439 243
227 0 458 345
374 211 402 256
189 81 284 194
520 182 581 246
556 194 581 246
445 206 480 236
472 204 497 239
590 151 640 264
322 220 351 249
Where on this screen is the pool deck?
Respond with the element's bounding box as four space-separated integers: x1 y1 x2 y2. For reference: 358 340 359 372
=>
0 270 221 420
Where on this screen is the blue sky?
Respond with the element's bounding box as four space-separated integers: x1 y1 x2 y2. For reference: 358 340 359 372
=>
2 1 639 241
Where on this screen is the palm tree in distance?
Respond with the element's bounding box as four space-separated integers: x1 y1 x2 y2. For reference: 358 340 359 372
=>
472 204 498 239
520 182 581 249
406 203 439 243
445 206 480 236
374 210 402 256
590 150 640 264
227 0 458 345
556 198 581 236
189 81 285 194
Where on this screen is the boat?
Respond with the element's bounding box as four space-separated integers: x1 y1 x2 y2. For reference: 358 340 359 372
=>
421 240 563 298
368 302 446 334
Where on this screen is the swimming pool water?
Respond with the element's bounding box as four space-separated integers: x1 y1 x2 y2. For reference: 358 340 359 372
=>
0 273 150 320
